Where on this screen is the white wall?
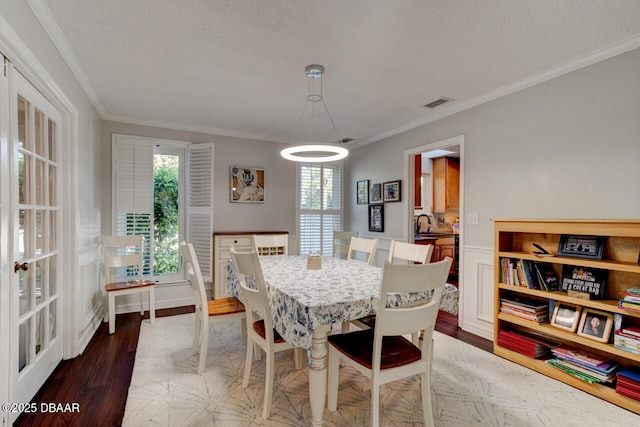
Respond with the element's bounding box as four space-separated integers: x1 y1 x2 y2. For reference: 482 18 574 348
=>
101 121 297 235
345 47 640 340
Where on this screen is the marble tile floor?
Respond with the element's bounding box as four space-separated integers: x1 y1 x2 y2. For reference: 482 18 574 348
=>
124 314 640 426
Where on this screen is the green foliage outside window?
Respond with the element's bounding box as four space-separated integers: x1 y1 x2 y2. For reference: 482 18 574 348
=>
153 158 179 275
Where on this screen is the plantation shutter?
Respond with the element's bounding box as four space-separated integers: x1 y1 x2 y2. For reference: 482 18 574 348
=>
187 143 214 283
298 162 342 256
112 135 154 275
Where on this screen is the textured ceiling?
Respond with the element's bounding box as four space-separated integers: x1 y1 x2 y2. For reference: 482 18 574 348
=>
33 0 640 147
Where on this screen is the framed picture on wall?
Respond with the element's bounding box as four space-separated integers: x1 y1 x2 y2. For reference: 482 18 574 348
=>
230 166 265 203
383 180 401 202
368 204 384 232
370 183 382 203
357 180 369 204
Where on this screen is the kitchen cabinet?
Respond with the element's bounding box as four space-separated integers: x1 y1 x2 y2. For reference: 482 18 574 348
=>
434 236 456 276
432 157 459 212
415 234 457 277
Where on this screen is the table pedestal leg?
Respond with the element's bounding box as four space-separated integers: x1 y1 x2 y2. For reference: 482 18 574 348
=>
309 324 331 426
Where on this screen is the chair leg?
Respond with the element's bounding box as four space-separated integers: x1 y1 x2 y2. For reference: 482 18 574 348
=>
240 318 247 345
327 347 339 411
421 371 435 427
192 315 201 355
139 291 144 315
371 379 380 427
242 338 254 388
341 322 350 333
262 347 274 419
198 322 208 374
108 293 116 334
148 287 156 324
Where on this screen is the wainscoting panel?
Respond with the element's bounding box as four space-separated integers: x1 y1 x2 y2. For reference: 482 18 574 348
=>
460 245 494 341
78 246 103 352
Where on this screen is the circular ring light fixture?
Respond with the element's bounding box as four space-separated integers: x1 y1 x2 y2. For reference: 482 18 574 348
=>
280 144 349 162
281 64 349 163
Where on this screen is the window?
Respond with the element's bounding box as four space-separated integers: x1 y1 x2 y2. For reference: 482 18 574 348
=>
298 162 342 255
112 135 214 284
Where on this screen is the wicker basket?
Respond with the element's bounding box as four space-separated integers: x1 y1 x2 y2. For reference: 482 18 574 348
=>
307 254 322 270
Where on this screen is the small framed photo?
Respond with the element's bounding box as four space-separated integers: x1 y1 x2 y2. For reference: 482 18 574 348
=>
550 303 582 332
577 308 613 342
557 235 605 259
370 183 382 203
368 203 384 232
356 180 369 205
383 180 401 203
230 166 264 203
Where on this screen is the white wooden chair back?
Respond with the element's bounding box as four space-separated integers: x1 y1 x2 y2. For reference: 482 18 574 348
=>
347 236 378 265
252 234 288 256
333 231 358 259
387 240 433 265
102 235 144 284
374 258 451 347
180 241 209 316
229 247 273 332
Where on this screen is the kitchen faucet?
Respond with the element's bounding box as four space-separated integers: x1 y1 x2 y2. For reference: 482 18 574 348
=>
416 214 432 234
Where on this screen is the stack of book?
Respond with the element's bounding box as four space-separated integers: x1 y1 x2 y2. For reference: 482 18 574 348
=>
497 329 558 359
499 258 559 291
616 368 640 401
619 287 640 313
614 326 640 355
499 296 549 324
546 345 620 384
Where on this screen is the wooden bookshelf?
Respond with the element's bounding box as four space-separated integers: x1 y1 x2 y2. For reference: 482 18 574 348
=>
493 219 640 415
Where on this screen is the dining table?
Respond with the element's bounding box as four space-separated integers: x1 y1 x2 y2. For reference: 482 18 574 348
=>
227 255 432 426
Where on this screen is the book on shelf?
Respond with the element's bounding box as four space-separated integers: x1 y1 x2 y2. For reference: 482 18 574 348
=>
618 300 640 313
533 262 559 291
550 345 611 368
616 368 640 402
497 329 558 359
548 344 620 384
614 331 640 354
620 326 640 339
500 296 548 323
560 265 607 299
620 287 640 297
521 259 540 289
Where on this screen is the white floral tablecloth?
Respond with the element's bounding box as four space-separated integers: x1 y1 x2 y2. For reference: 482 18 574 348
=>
227 256 457 350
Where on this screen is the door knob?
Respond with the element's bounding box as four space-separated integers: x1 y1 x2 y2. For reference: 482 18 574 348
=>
14 261 29 273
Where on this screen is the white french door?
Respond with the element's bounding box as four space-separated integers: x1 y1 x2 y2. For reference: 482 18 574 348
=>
9 68 63 409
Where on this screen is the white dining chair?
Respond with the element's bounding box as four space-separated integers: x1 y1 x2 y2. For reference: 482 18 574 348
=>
347 236 378 265
102 235 156 334
229 246 303 420
252 234 288 256
333 231 358 259
180 241 246 374
388 240 433 265
327 257 452 427
350 240 435 336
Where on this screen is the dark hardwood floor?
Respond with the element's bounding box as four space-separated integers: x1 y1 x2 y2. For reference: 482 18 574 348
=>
14 306 490 426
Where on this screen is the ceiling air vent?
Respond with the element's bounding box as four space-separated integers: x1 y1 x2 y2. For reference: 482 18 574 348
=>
338 138 354 144
423 97 453 109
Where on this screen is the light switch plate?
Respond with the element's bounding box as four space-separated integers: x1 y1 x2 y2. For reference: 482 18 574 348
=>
467 212 479 225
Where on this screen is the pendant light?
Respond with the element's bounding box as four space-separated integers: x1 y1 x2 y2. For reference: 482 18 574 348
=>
280 64 349 162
